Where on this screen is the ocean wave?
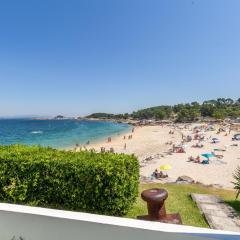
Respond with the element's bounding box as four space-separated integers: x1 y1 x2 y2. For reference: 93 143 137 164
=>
31 131 43 134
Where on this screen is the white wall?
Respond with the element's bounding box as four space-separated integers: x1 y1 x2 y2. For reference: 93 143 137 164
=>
0 203 239 240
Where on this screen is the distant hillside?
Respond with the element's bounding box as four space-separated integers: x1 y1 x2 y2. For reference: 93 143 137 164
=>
86 98 240 123
131 98 240 122
86 113 115 119
54 115 66 120
86 112 129 120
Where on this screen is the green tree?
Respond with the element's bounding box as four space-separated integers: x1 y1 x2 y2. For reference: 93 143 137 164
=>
212 109 227 120
176 107 200 122
225 98 234 106
173 104 185 113
203 99 217 106
154 110 166 120
200 103 215 117
228 109 240 118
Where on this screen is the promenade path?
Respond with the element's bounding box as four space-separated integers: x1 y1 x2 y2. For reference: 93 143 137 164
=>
191 193 240 232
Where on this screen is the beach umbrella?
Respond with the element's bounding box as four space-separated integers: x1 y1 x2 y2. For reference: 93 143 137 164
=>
201 153 215 159
160 164 172 170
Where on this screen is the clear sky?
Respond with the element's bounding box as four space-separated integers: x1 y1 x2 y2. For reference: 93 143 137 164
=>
0 0 240 117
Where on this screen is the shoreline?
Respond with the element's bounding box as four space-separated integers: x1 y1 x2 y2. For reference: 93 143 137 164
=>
66 122 133 151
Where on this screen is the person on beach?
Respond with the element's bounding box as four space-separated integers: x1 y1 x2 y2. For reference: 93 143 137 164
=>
153 169 159 178
86 140 90 145
75 143 80 152
124 143 127 150
123 135 126 140
172 144 175 151
110 147 114 153
188 156 194 162
153 169 168 179
194 155 201 163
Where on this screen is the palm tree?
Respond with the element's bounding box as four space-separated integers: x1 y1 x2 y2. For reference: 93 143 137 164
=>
233 167 240 199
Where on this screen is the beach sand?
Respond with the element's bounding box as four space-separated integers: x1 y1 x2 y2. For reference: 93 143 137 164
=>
86 124 240 189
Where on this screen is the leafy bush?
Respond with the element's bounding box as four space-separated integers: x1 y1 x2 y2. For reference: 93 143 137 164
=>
0 145 139 216
233 166 240 199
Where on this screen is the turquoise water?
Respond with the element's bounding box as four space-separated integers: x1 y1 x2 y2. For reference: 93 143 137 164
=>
0 119 131 149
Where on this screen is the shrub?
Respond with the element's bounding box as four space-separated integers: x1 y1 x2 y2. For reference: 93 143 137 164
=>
0 145 139 216
233 166 240 199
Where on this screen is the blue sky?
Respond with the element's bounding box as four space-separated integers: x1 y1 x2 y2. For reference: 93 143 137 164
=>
0 0 240 117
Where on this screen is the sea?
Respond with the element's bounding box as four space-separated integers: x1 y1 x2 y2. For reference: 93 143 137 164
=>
0 119 131 149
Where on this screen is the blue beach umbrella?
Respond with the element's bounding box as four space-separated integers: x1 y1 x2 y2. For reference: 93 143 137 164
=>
201 153 215 159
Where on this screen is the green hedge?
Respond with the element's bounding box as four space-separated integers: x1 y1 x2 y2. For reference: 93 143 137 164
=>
0 145 139 216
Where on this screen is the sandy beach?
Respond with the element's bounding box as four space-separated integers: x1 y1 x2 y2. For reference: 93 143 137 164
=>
85 123 240 189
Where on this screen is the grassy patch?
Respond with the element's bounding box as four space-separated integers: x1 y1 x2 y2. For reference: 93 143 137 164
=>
126 183 239 228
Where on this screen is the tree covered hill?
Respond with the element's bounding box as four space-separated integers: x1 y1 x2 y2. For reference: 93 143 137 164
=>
86 113 115 119
86 98 240 122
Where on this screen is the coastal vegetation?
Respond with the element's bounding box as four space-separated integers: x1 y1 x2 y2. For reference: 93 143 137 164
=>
233 167 240 199
86 112 129 119
0 145 139 216
86 98 240 122
126 183 239 228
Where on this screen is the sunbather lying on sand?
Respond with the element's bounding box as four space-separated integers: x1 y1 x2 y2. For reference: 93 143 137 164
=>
152 169 168 179
192 143 204 148
188 156 195 162
194 156 201 163
212 151 224 159
188 155 201 163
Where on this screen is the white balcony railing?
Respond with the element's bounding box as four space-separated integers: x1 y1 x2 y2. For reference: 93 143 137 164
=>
0 203 239 240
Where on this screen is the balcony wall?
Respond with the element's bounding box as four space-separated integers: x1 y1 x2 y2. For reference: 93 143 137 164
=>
0 203 239 240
